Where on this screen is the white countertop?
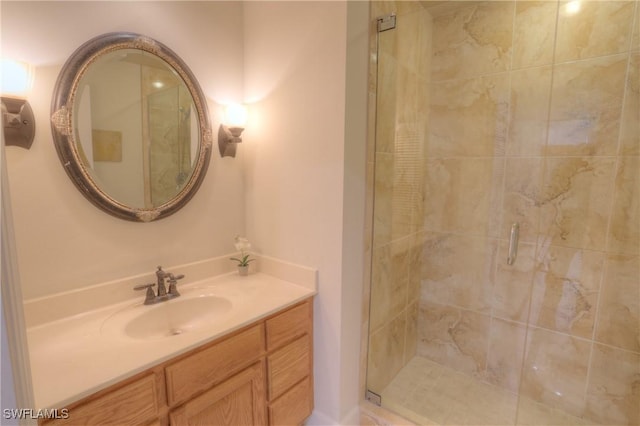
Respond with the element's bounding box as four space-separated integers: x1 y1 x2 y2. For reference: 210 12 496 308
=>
27 270 316 409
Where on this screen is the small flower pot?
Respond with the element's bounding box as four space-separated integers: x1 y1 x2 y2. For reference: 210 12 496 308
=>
238 265 249 276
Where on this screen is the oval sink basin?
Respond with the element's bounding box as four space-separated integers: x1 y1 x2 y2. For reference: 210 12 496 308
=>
102 294 232 340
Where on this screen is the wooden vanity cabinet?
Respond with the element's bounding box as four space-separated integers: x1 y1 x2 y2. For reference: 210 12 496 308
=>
40 370 165 426
40 298 313 426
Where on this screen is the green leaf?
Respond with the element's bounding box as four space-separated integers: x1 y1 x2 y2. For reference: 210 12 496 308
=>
230 255 254 266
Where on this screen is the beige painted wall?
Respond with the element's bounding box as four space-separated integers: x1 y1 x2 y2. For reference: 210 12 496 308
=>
243 1 368 423
2 1 246 300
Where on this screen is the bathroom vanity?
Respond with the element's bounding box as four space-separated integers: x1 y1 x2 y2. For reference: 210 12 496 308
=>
40 299 313 426
26 256 317 426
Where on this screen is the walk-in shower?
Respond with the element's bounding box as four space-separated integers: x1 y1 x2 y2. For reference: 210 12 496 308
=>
364 1 639 424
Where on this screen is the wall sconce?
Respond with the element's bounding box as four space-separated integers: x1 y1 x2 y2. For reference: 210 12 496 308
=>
218 104 247 158
1 59 35 149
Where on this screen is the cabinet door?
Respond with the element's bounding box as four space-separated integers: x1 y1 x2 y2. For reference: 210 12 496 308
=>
42 374 160 426
169 362 266 426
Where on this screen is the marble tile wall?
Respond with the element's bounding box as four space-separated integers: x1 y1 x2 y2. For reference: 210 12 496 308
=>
367 1 432 394
366 1 640 424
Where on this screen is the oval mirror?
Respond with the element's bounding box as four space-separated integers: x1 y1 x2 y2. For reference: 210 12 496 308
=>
51 32 212 222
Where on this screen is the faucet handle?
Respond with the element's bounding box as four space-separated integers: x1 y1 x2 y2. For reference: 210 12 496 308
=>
134 283 156 305
168 273 185 281
167 273 184 298
134 283 155 291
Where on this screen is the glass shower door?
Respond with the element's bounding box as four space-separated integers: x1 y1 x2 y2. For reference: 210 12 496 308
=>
365 1 639 425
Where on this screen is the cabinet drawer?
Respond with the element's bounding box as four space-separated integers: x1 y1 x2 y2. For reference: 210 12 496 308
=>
268 376 313 426
44 374 159 426
267 334 311 400
165 324 265 405
266 300 311 350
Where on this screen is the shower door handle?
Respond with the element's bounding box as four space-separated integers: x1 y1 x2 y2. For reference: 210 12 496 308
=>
507 223 520 265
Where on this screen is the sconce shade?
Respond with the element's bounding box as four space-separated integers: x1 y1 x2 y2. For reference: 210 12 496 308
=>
224 104 247 127
2 97 35 149
1 59 34 98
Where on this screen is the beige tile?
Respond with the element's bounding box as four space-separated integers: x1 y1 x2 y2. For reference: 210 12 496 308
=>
367 94 377 164
373 153 414 246
633 0 640 51
430 1 514 81
555 1 636 62
427 73 509 157
371 0 425 19
620 52 639 155
422 158 504 237
501 158 543 243
390 126 425 234
360 320 371 401
608 156 640 255
492 241 537 323
595 254 640 352
375 50 398 155
420 233 498 313
407 233 423 304
513 1 558 69
367 312 408 394
530 245 605 339
365 162 375 235
538 157 617 251
359 413 380 426
404 302 419 365
388 356 518 425
396 8 432 76
395 67 430 132
516 395 592 425
585 343 640 425
360 400 422 426
370 238 410 331
416 301 491 376
520 327 591 418
508 66 553 157
547 54 628 156
373 153 394 247
409 176 426 235
485 318 527 392
455 380 517 425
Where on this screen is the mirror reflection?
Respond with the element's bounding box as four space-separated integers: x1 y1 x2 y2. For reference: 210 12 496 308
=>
75 49 198 209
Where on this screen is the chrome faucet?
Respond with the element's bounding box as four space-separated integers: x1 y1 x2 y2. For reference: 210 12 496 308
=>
134 266 184 305
156 266 168 297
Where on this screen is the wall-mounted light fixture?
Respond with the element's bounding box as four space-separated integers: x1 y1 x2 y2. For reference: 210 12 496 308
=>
218 104 247 158
1 59 35 149
562 0 581 15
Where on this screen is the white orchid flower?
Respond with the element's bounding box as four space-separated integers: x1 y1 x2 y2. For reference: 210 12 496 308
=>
234 236 252 252
231 236 254 267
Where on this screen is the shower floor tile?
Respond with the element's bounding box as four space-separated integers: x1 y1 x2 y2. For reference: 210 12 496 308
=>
379 356 591 426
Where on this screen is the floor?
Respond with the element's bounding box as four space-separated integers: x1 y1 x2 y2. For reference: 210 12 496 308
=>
377 356 592 426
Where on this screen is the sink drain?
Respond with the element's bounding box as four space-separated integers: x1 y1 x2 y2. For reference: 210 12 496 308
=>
170 328 183 336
